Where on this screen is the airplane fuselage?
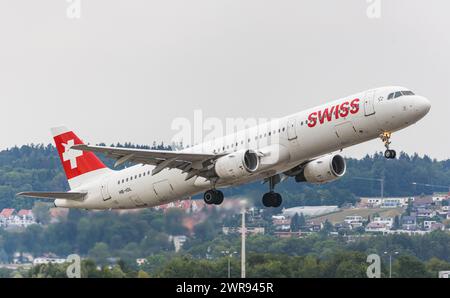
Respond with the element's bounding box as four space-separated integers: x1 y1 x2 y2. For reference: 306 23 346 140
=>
55 86 430 209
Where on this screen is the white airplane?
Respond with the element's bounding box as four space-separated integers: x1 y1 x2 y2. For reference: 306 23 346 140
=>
18 86 430 209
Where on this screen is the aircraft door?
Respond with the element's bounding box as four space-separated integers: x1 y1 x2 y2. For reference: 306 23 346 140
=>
152 180 175 202
100 180 112 201
334 121 358 147
286 118 298 141
363 90 376 116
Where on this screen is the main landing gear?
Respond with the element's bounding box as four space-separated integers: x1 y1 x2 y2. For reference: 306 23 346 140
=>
380 132 396 159
262 175 282 208
203 189 224 205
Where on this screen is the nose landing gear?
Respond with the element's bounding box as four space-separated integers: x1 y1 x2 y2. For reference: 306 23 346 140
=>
380 132 396 159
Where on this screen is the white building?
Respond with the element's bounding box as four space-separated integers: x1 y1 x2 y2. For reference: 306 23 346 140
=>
360 197 413 208
33 257 66 265
282 206 339 218
372 217 394 229
432 194 449 202
424 220 437 230
136 258 148 266
382 229 431 236
222 226 265 235
365 222 389 233
344 215 363 224
417 209 436 218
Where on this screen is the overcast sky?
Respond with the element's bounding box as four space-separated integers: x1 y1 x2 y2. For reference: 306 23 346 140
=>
0 0 448 159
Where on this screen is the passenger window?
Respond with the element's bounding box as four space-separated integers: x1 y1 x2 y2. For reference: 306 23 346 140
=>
126 178 129 182
118 181 120 185
122 179 124 183
282 127 285 132
139 174 141 178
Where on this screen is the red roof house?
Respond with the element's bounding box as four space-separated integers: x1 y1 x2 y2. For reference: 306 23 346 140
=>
0 208 15 219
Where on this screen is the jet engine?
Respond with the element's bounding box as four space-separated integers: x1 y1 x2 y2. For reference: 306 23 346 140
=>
214 149 259 180
294 154 346 184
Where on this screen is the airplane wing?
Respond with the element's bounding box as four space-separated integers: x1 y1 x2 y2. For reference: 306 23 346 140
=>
72 144 226 180
17 192 87 200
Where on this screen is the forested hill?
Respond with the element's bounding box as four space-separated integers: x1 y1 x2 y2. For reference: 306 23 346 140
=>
1 144 450 210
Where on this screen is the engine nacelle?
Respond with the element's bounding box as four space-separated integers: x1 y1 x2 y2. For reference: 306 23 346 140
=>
295 154 346 184
215 149 259 180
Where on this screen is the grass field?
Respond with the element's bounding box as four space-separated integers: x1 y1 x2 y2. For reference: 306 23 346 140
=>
310 207 404 224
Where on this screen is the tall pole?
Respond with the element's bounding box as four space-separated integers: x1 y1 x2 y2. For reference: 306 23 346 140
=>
384 251 398 278
389 255 392 278
241 205 246 278
228 257 231 278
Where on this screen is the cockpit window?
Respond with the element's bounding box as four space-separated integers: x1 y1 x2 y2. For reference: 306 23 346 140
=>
388 90 415 100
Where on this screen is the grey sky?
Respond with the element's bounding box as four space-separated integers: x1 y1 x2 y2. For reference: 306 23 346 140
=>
0 0 448 159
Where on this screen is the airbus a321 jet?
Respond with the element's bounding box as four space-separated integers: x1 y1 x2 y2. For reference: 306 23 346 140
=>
18 86 430 209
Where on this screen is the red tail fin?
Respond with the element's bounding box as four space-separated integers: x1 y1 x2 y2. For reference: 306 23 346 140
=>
51 126 108 188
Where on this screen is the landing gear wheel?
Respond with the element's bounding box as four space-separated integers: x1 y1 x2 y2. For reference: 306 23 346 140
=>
272 193 282 208
204 190 216 205
262 192 282 208
380 132 396 159
262 193 272 207
384 149 396 159
214 190 224 205
203 189 224 205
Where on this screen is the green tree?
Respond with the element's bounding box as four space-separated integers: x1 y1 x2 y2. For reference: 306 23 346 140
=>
290 213 300 232
320 220 334 236
393 255 430 278
425 257 450 277
392 215 400 230
88 242 110 266
137 270 150 278
32 202 51 225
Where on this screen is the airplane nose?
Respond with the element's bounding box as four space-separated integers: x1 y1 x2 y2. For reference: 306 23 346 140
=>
415 96 431 116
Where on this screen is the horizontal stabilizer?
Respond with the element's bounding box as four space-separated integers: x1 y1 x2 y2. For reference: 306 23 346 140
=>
17 192 87 200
